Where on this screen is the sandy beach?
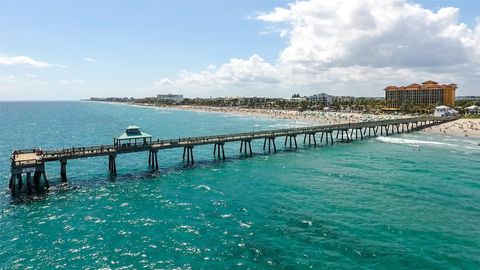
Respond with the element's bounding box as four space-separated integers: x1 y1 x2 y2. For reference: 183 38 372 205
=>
128 103 480 137
422 119 480 137
173 105 409 125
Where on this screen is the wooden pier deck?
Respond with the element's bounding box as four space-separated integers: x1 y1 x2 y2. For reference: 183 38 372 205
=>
9 115 458 193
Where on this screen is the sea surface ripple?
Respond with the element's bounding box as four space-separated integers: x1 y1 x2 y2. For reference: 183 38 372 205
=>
0 101 479 269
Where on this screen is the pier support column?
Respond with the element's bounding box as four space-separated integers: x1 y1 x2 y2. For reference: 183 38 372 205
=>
17 174 23 190
148 150 158 171
43 170 49 189
34 171 41 191
9 174 16 193
109 154 117 176
60 159 67 183
26 172 32 194
222 144 225 160
286 135 298 149
240 140 252 157
248 141 252 157
266 137 276 154
9 174 14 191
184 146 194 165
214 143 226 160
305 133 316 146
356 128 364 140
239 141 246 155
339 129 349 142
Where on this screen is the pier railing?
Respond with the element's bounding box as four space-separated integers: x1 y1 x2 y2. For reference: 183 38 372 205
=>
11 115 458 166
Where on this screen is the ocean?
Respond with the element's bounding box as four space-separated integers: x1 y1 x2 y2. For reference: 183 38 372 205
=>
0 101 479 269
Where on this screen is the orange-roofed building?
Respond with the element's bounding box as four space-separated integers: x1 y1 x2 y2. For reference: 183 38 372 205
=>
384 81 456 108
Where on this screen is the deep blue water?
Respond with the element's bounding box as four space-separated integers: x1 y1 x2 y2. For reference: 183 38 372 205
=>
0 101 479 269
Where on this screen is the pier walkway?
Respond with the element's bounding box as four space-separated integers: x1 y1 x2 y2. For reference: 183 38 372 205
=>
9 116 458 193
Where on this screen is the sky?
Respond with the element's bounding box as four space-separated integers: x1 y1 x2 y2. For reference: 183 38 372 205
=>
0 0 479 100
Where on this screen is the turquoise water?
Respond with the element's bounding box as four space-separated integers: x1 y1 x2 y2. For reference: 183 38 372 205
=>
0 101 479 269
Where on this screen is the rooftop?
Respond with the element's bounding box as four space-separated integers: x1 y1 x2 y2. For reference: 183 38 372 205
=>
116 125 152 140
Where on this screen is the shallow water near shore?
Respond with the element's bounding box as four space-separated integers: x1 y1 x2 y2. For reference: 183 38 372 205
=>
0 101 479 269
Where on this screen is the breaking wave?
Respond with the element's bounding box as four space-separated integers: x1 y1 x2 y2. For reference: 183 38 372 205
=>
376 136 455 147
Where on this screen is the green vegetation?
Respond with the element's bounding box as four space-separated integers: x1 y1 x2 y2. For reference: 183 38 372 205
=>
89 96 480 115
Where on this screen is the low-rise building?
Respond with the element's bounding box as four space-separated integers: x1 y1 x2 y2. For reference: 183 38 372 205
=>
157 94 184 103
333 96 355 104
434 105 458 117
307 93 333 105
457 96 480 101
239 96 267 106
465 105 479 115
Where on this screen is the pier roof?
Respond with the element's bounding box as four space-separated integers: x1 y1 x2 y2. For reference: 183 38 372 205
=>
115 125 152 140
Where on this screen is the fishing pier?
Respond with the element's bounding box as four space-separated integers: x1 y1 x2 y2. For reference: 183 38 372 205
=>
9 116 458 194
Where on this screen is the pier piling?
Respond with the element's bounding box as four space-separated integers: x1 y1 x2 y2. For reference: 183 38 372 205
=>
26 172 32 194
184 146 194 165
109 154 117 175
214 143 225 160
60 159 67 182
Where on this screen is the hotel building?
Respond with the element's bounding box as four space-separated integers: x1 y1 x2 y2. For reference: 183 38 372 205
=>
384 80 456 108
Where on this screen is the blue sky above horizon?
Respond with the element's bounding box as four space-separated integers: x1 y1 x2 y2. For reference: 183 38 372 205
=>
1 0 479 100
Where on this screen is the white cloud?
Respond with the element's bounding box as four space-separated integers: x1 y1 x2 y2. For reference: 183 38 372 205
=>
155 55 282 97
157 0 480 97
0 55 52 68
83 57 97 63
25 73 39 78
258 1 479 68
57 79 86 85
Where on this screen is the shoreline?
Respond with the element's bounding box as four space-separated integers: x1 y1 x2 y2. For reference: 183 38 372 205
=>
421 119 480 137
92 101 480 137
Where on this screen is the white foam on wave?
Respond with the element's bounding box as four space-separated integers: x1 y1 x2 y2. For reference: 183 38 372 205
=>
376 136 455 147
195 185 211 191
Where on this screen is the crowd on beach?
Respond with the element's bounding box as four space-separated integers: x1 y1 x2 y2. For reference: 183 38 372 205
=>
176 105 408 125
173 106 480 137
422 119 480 137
